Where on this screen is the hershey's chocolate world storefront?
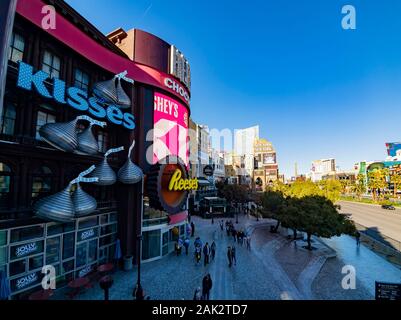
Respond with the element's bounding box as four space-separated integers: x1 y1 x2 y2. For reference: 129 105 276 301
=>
0 0 193 299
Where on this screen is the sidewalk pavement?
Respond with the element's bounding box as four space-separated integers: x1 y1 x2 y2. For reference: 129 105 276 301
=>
50 214 391 300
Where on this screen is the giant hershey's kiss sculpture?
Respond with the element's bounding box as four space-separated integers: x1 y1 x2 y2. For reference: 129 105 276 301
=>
92 71 133 109
33 166 99 222
88 147 124 186
118 140 143 184
39 115 106 155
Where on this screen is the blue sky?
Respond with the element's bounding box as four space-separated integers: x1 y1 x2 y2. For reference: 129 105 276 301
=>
66 0 401 177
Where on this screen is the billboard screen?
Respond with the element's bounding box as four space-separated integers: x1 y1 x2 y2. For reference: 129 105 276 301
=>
386 142 401 157
263 153 276 164
153 92 189 166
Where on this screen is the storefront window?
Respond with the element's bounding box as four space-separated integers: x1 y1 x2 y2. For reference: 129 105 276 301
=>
78 216 98 230
88 239 97 264
62 233 75 260
74 68 89 92
8 32 25 63
0 230 7 246
0 247 7 266
76 242 87 268
62 260 74 274
29 255 43 271
0 163 12 209
10 271 42 293
10 240 44 260
46 237 60 265
9 259 27 277
42 50 61 78
35 107 56 140
0 101 17 136
31 166 53 200
100 224 117 236
142 230 161 260
77 228 98 242
47 222 74 236
10 226 44 243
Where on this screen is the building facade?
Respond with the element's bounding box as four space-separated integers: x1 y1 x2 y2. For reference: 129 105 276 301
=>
310 158 336 182
0 0 192 298
234 125 259 180
252 138 279 191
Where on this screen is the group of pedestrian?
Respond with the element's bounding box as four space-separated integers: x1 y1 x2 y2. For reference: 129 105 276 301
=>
223 220 251 250
193 237 216 266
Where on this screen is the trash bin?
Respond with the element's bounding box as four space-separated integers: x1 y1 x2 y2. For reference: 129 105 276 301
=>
123 255 133 271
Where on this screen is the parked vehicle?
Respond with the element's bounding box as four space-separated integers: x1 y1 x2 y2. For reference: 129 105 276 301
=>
381 204 395 210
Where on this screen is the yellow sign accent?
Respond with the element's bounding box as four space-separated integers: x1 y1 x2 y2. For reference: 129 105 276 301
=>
168 169 198 191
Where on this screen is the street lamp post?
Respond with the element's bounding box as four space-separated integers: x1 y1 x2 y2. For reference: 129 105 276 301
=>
134 177 145 300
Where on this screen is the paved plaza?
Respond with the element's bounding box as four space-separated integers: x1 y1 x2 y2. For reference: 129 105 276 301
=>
51 214 401 300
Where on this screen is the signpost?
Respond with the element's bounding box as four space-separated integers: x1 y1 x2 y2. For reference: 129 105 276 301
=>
375 281 401 300
203 165 214 177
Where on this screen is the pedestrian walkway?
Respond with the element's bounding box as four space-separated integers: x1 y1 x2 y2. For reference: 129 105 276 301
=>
321 235 401 297
50 213 388 300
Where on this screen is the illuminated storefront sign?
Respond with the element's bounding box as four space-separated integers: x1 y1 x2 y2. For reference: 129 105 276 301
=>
153 92 189 166
146 156 190 214
16 62 135 130
15 242 38 258
15 272 38 290
168 169 198 191
163 78 190 103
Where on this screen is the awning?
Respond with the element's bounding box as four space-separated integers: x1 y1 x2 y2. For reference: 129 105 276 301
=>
168 211 188 225
197 177 212 187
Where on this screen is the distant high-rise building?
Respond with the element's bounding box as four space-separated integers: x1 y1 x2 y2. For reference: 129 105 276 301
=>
310 158 336 182
253 138 279 191
234 125 259 178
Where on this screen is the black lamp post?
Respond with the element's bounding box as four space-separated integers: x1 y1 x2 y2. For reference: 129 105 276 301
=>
133 177 145 300
134 234 144 300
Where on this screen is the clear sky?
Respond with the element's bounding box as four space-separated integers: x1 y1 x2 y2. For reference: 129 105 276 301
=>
66 0 401 177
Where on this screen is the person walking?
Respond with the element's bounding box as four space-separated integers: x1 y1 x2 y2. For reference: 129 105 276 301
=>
184 237 190 255
193 287 202 300
202 274 213 300
203 242 210 266
211 241 216 261
220 220 224 231
232 228 237 242
246 236 251 250
355 231 361 247
191 222 195 237
195 245 202 264
227 246 232 267
231 246 237 265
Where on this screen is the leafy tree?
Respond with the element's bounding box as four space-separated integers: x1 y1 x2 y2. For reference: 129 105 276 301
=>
279 197 302 240
368 169 389 201
354 174 366 200
390 172 401 197
297 196 356 250
287 180 322 199
269 180 290 196
319 179 342 203
259 191 286 232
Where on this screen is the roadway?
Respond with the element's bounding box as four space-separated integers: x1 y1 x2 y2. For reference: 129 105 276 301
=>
338 201 401 242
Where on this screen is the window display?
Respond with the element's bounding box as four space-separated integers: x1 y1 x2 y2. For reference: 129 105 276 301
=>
62 233 75 260
10 226 44 243
46 236 60 264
